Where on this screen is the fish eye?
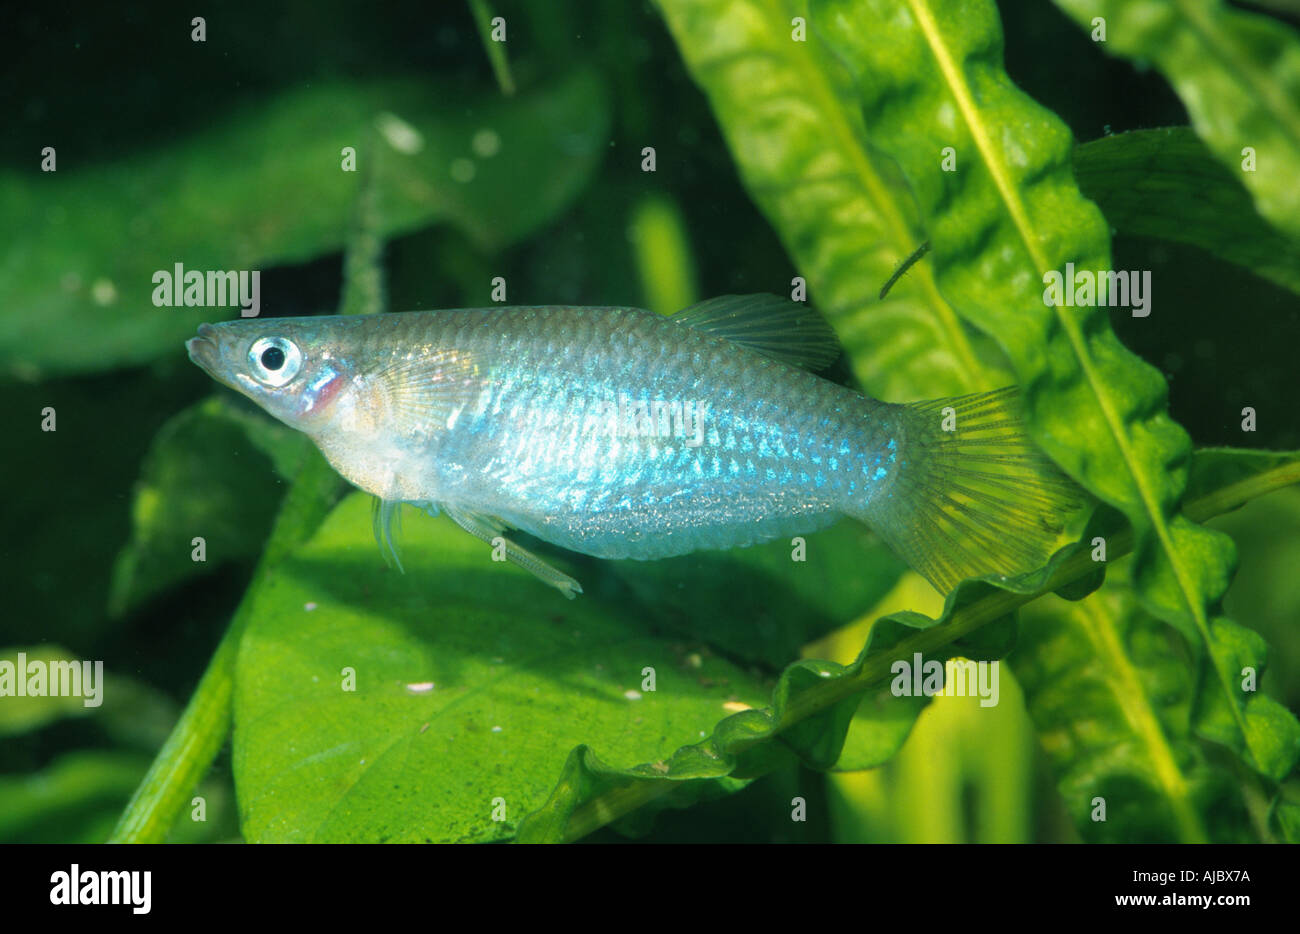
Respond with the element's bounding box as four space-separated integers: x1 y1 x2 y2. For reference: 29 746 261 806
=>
248 336 302 387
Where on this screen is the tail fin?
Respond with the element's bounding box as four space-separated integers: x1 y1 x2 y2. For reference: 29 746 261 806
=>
862 387 1089 593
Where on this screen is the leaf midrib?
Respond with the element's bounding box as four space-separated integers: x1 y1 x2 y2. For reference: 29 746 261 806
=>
1071 597 1208 843
904 0 1256 758
677 0 995 394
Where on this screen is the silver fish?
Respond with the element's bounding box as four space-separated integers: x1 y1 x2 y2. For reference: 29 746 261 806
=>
187 295 1084 597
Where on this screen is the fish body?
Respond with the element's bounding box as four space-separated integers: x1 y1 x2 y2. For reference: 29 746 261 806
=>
188 297 1084 596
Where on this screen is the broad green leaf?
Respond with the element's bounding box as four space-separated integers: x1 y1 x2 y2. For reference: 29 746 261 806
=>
519 538 1091 842
1074 128 1300 297
810 0 1296 782
231 493 770 843
654 0 1011 401
0 72 608 380
1054 0 1300 242
108 396 308 617
606 521 906 669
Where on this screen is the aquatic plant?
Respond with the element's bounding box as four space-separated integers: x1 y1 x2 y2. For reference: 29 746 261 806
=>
4 0 1298 843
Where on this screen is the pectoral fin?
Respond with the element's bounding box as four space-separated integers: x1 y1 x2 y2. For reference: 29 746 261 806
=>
444 506 583 599
372 497 405 572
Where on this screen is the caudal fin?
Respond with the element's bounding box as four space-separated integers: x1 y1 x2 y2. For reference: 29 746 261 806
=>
864 387 1089 593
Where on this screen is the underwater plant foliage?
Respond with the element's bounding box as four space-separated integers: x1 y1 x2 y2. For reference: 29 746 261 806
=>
3 0 1299 843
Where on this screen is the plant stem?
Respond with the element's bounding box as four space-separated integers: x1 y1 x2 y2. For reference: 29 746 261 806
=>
111 164 385 843
467 0 516 96
109 452 343 842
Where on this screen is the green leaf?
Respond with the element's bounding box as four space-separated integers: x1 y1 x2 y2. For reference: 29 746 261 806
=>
1183 446 1300 504
807 0 1295 783
519 539 1090 842
1205 463 1300 715
108 396 308 617
0 752 150 843
583 0 1300 840
1073 128 1300 296
0 646 100 736
231 493 771 843
0 72 609 380
1012 448 1300 842
1272 779 1300 843
521 450 1300 840
606 521 906 669
1054 0 1300 242
654 0 1011 401
1014 583 1236 842
628 194 700 315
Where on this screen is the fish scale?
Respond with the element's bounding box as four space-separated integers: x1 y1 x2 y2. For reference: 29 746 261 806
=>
403 306 902 559
187 295 1087 596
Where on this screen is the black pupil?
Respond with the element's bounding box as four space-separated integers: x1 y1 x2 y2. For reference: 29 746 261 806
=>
261 346 286 370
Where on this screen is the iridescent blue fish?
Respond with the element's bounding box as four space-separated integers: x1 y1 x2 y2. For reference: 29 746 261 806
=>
187 296 1085 597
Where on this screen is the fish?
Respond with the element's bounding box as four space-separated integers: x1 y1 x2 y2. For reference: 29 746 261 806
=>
186 295 1087 598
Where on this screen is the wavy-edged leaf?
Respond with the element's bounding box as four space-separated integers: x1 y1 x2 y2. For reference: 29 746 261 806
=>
0 72 608 380
230 493 771 843
810 0 1296 782
1012 449 1300 842
519 539 1094 842
1054 0 1300 242
1074 127 1300 296
520 449 1299 840
1014 583 1240 842
108 396 308 617
653 0 1010 401
1205 457 1300 715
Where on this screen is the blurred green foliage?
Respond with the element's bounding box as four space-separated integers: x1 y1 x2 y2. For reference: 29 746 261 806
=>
3 0 1298 844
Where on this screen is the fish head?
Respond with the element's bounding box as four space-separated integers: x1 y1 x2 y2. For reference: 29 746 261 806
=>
186 319 353 432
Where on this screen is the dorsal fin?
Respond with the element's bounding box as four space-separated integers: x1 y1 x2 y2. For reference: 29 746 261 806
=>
670 294 841 370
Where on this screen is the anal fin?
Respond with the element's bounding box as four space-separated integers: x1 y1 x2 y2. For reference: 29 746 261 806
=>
444 506 583 599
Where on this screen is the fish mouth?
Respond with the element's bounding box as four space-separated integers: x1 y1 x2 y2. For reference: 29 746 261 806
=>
186 323 221 376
